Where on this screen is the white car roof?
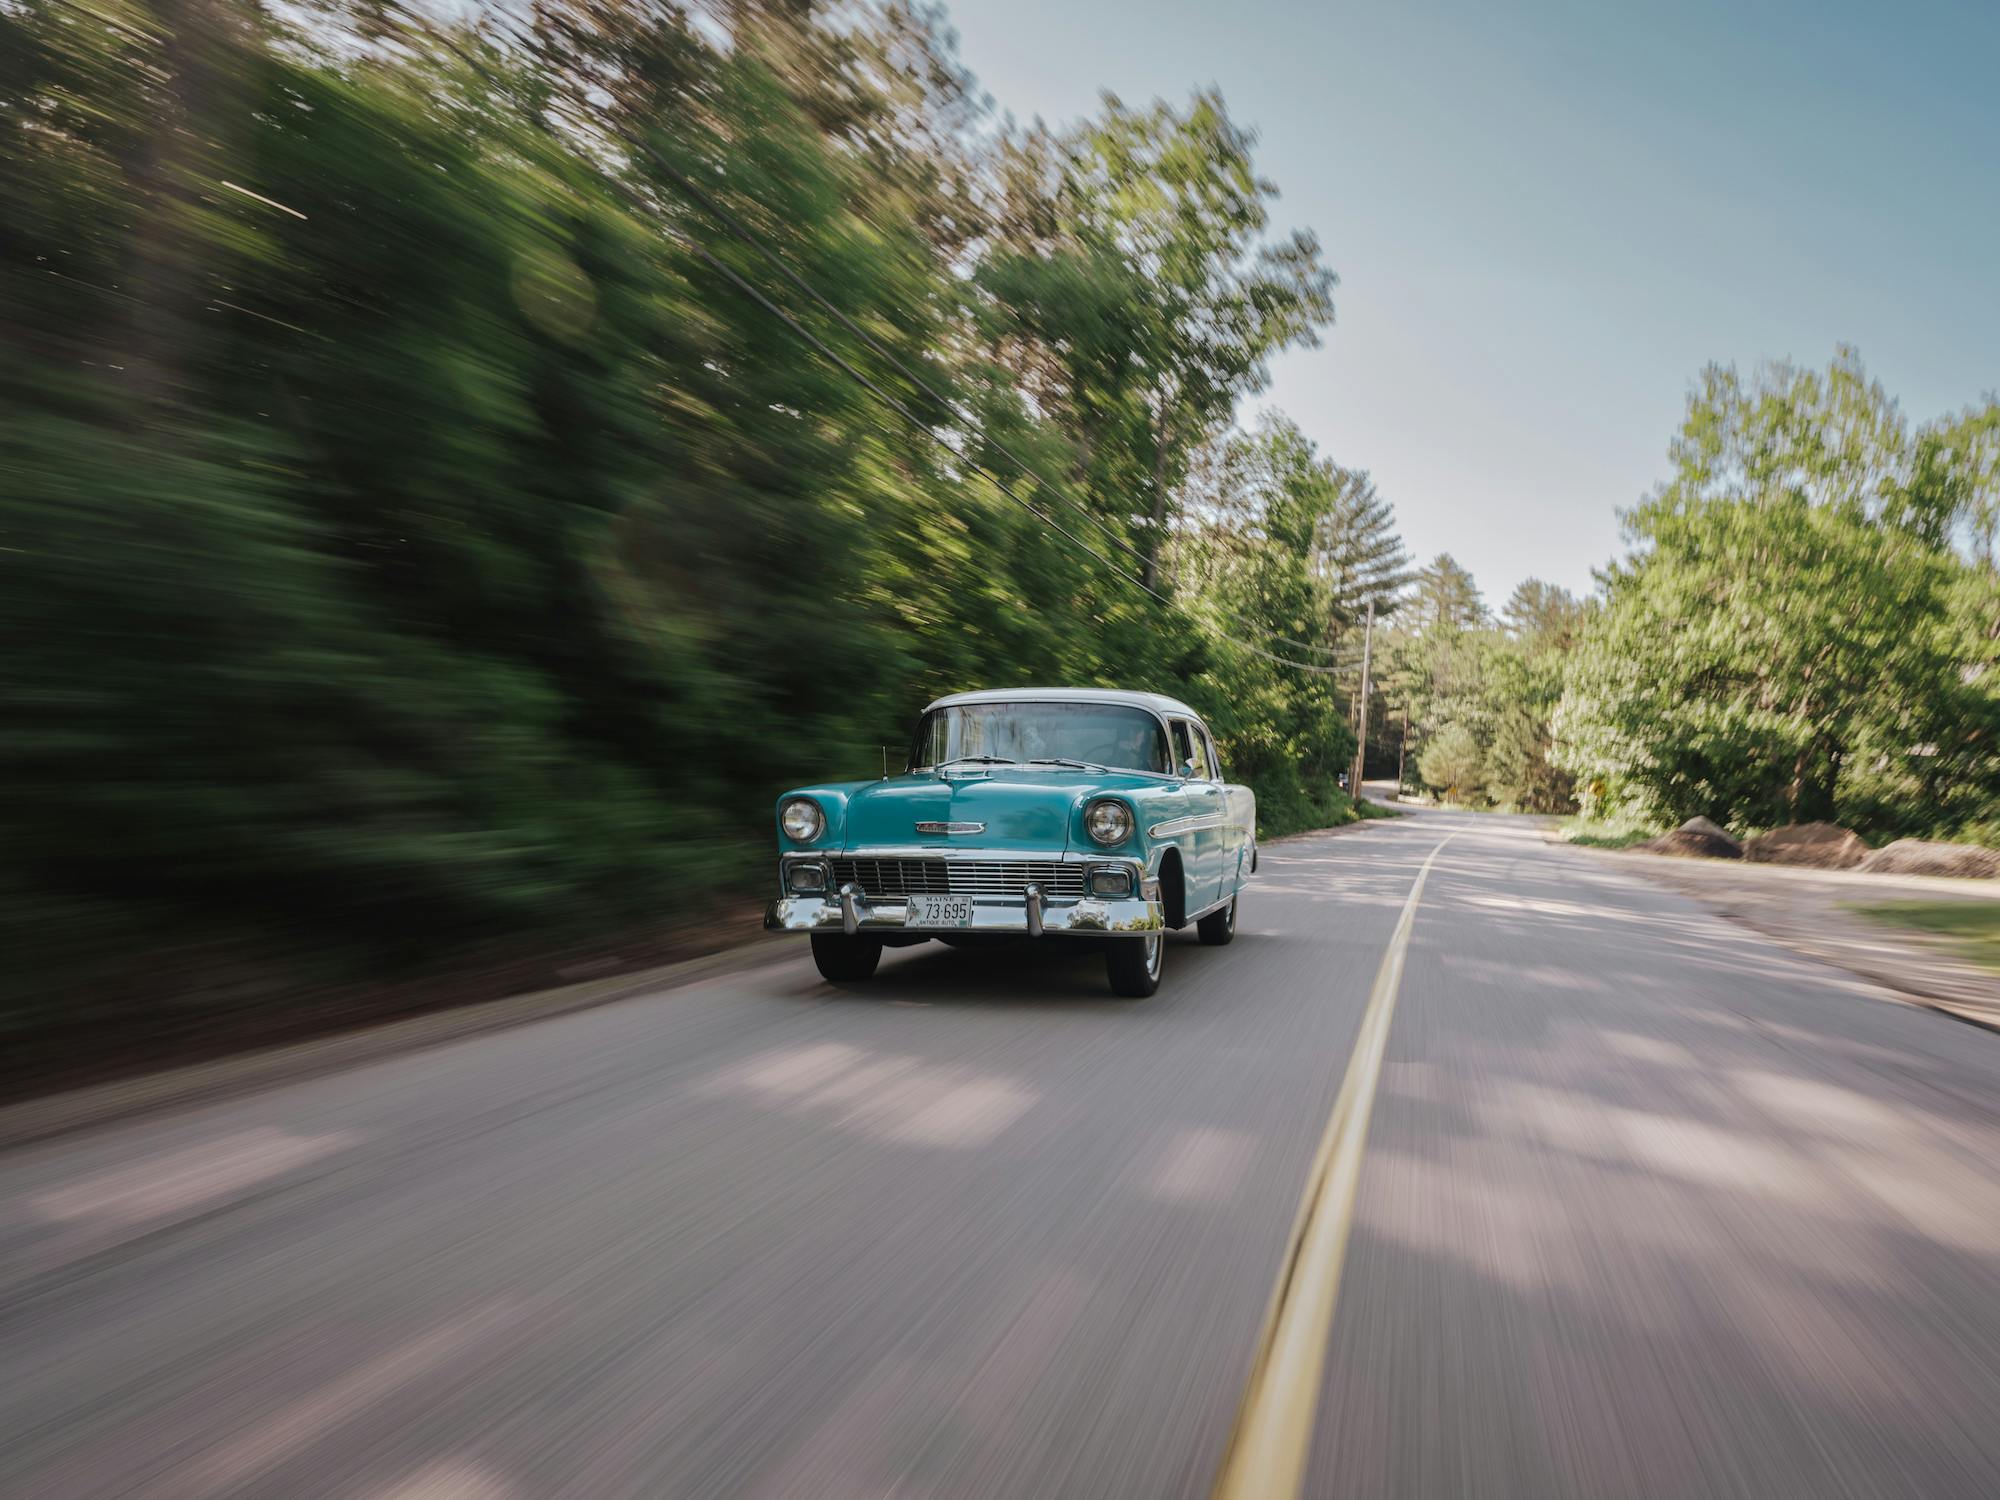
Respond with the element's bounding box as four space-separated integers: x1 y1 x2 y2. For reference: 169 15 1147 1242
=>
924 687 1202 722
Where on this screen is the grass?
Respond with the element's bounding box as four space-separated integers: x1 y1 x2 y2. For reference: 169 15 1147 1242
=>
1559 816 1660 850
1853 901 2000 976
1256 786 1401 844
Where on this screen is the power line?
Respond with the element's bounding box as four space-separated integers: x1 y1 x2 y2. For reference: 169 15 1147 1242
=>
1218 635 1359 675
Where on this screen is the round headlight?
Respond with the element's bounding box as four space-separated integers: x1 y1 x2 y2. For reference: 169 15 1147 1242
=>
780 798 825 843
1084 798 1134 846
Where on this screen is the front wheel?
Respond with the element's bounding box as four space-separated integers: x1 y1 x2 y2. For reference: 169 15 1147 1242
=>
1105 932 1164 997
810 932 883 984
1197 894 1238 946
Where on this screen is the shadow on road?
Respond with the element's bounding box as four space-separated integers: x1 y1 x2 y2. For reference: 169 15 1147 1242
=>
784 931 1263 1010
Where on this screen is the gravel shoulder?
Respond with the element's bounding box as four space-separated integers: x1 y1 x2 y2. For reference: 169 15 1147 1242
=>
1575 847 2000 1029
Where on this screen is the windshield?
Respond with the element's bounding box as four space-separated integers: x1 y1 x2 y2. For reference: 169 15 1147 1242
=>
910 702 1170 775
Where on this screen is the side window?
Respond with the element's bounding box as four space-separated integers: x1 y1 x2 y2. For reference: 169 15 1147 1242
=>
1170 721 1196 776
1175 721 1212 779
1201 727 1224 782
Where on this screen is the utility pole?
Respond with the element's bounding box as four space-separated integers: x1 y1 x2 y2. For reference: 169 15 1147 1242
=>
1349 595 1375 802
1396 700 1409 795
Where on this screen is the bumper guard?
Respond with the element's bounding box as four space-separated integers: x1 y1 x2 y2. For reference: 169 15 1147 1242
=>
767 872 1164 938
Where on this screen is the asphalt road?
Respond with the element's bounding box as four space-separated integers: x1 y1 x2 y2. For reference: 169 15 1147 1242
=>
4 807 1998 1498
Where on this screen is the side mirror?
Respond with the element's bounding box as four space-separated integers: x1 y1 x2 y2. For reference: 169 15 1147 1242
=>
1178 759 1198 779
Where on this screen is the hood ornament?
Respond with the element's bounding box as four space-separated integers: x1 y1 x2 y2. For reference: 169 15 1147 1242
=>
915 821 986 836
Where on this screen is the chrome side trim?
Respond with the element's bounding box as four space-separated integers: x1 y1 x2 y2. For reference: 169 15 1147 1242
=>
1147 813 1229 838
1185 890 1238 923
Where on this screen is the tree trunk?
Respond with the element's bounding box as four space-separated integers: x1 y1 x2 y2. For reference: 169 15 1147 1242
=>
1397 701 1408 791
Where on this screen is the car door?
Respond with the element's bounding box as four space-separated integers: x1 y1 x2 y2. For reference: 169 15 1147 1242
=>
1169 717 1226 912
1200 723 1253 894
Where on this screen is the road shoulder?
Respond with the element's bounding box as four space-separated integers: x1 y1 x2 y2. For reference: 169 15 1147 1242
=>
1570 846 2000 1031
0 940 791 1152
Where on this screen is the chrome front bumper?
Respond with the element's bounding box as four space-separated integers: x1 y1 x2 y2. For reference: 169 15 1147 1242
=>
765 880 1164 938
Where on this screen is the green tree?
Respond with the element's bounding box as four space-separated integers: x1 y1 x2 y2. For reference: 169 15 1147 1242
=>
1471 579 1586 810
977 89 1335 589
1172 416 1367 827
1315 467 1415 625
1418 723 1484 803
1502 579 1586 646
1383 565 1587 809
1389 553 1491 795
1555 351 1999 832
1411 553 1488 632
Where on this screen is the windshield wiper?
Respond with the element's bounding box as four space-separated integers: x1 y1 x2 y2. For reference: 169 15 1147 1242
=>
1025 757 1108 772
936 755 1019 768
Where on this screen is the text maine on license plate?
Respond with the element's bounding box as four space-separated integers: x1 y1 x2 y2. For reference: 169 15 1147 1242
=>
909 893 972 928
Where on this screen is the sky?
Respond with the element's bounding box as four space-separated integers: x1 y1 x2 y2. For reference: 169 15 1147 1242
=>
942 0 2000 605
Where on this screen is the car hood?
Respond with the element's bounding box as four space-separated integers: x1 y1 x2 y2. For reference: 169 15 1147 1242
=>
839 768 1164 853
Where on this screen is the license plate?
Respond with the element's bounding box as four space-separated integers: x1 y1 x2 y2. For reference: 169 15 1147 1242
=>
908 893 972 928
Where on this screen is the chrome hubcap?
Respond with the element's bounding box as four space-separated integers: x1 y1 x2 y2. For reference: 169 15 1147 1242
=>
1144 933 1162 975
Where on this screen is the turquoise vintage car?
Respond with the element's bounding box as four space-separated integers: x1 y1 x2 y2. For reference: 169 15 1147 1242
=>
763 688 1257 996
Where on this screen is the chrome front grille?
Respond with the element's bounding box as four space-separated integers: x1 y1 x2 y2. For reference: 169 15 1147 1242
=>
830 858 1088 901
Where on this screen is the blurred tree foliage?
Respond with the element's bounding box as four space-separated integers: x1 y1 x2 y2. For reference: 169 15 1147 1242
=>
1 0 1367 1016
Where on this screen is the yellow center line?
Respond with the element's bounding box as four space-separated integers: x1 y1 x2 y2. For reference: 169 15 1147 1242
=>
1210 830 1461 1500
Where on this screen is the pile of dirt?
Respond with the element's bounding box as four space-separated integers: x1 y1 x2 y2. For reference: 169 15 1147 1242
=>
1637 816 1743 860
1743 822 1869 870
1858 839 2000 880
